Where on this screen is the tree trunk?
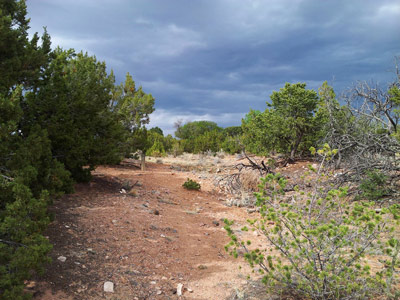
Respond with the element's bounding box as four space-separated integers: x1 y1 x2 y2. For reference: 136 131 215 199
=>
290 131 304 161
140 151 146 171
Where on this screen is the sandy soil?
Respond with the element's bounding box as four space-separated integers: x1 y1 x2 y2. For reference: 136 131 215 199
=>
29 158 264 300
27 154 399 300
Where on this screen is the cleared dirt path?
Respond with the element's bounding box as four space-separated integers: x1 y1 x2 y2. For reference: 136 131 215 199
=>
32 161 255 300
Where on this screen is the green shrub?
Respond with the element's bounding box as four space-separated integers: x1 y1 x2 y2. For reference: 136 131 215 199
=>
183 178 201 190
146 140 166 157
225 145 400 300
358 169 390 201
171 141 184 157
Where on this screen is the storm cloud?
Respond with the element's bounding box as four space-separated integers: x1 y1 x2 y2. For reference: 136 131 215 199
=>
27 0 400 134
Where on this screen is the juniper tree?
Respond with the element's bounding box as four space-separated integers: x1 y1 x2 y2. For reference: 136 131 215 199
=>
242 83 323 161
111 72 155 160
0 1 69 298
24 49 124 181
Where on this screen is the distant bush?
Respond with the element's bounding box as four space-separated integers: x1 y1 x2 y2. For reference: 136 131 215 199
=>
183 178 201 190
225 145 400 300
146 140 166 157
170 141 184 157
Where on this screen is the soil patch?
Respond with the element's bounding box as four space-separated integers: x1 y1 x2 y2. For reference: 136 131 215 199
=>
32 160 257 300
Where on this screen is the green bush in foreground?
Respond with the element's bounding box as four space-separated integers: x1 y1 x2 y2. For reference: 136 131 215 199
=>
183 178 201 190
225 144 400 300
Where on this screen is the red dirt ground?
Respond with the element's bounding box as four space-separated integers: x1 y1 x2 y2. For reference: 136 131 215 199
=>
30 160 259 300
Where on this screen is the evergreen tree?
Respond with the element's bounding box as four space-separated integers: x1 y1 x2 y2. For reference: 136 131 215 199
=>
175 120 221 140
242 83 323 160
24 49 124 181
112 72 155 156
0 2 67 298
0 0 52 93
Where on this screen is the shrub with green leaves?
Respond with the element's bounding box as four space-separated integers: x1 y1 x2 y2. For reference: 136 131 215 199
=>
182 178 201 190
358 169 390 202
225 144 400 300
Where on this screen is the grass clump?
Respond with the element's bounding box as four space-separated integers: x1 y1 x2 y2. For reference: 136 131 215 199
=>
183 178 201 190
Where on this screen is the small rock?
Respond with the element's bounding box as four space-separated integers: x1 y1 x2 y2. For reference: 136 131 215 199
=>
150 281 157 285
161 276 168 280
150 224 158 230
253 230 260 236
247 208 257 214
103 281 114 293
57 256 67 262
177 283 183 296
187 288 193 293
120 189 127 194
112 219 118 224
157 290 162 295
198 265 207 270
212 220 219 226
153 209 160 215
25 281 36 289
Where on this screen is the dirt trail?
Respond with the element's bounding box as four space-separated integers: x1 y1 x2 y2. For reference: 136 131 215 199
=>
32 160 256 300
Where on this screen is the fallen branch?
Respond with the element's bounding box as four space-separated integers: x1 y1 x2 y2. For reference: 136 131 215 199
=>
0 239 28 248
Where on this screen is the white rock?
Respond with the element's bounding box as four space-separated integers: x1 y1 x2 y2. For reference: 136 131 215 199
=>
156 290 162 295
177 283 183 296
120 189 127 194
57 256 67 262
104 281 114 293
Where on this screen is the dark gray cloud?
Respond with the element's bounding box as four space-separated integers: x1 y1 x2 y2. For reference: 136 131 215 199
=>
27 0 400 134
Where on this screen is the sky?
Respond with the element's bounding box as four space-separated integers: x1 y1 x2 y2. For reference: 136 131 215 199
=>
26 0 400 135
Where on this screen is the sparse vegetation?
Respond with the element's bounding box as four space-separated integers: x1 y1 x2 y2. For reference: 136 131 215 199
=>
357 169 390 202
1 1 399 299
224 145 400 299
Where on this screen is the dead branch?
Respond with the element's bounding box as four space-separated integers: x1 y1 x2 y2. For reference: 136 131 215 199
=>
216 151 275 194
235 152 274 175
321 68 400 193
